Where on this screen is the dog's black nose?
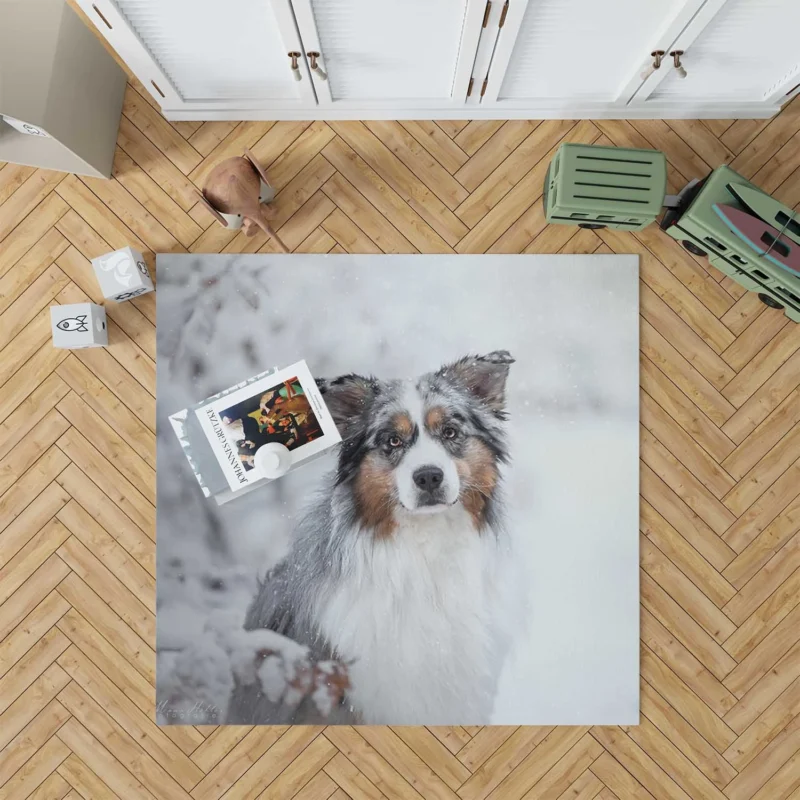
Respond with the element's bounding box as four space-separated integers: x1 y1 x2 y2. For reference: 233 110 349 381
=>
413 466 444 491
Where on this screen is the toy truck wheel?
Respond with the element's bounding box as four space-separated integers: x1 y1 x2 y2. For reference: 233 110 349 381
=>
578 223 606 229
758 293 785 310
682 240 707 257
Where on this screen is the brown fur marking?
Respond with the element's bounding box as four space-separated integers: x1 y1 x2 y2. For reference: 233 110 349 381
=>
455 439 499 530
391 412 414 438
425 406 446 432
354 452 398 538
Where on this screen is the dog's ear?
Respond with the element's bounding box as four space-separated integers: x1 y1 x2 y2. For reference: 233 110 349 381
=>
437 350 515 415
316 374 382 433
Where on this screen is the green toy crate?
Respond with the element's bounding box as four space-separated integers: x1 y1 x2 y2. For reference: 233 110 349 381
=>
661 165 800 323
544 143 667 231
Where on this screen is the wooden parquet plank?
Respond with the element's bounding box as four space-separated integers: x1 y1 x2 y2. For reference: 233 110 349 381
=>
590 726 694 800
0 697 71 787
56 658 202 795
56 536 154 642
724 564 800 660
57 753 123 800
190 727 288 800
325 124 464 248
322 752 385 800
248 121 312 172
121 85 202 176
454 121 506 155
453 121 539 192
186 122 238 158
55 717 159 800
724 529 800 617
364 120 469 210
56 500 154 608
210 727 325 800
721 349 800 444
0 163 36 205
55 572 155 683
116 115 200 212
639 681 737 790
55 464 155 574
641 393 735 500
640 356 736 463
264 121 336 192
2 70 800 800
641 501 736 608
723 642 800 734
55 426 154 535
0 229 68 317
722 424 800 515
641 536 736 644
479 727 588 800
667 120 735 171
0 592 69 683
641 644 737 751
0 170 66 244
111 147 203 248
0 483 70 571
457 121 596 248
589 751 656 800
322 171 417 254
724 676 800 771
390 727 472 790
0 733 70 800
0 196 70 285
0 264 70 348
257 733 338 799
400 121 470 175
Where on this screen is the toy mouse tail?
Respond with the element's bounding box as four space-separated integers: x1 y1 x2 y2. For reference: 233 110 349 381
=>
254 212 289 253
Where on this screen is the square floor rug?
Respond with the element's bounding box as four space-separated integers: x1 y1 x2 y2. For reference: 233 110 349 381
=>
155 254 639 726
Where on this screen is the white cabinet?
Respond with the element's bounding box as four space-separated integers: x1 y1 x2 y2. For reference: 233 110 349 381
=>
480 0 704 107
84 0 316 110
631 0 800 110
289 0 486 108
75 0 800 120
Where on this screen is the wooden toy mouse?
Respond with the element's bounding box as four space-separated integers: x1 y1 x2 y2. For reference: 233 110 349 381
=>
197 148 289 253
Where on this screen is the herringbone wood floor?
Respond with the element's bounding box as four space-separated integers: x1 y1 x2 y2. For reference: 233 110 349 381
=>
2 69 800 800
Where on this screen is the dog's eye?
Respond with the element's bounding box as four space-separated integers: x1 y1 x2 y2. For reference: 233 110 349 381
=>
442 425 458 439
388 435 403 448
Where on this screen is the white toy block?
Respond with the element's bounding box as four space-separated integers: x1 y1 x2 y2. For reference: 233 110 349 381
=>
91 246 154 302
50 303 107 349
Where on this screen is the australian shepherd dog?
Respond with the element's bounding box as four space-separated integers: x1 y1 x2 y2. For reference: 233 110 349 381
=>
227 351 520 724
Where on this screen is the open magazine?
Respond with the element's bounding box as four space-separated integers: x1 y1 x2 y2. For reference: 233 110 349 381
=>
170 361 341 501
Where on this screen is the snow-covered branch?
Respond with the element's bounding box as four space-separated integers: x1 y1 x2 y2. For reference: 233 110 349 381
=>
157 608 349 724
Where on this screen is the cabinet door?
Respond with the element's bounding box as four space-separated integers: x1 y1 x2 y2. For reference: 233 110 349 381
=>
77 0 315 112
633 0 800 109
289 0 486 108
480 0 705 110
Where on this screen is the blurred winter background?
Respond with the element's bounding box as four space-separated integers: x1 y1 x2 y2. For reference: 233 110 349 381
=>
155 254 640 725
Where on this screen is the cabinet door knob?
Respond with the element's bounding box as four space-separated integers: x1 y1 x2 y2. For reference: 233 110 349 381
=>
307 52 328 81
288 52 302 81
670 50 687 79
640 50 665 81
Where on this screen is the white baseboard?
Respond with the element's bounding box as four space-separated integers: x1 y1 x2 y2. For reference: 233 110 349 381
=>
163 103 781 122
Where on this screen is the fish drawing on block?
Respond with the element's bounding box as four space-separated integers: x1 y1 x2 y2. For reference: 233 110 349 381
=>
57 315 89 332
713 204 800 276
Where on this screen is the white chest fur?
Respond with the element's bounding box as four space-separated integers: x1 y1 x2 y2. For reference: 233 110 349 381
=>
314 505 511 724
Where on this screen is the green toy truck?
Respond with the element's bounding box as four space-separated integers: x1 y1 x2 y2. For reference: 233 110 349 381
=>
544 143 800 323
659 165 800 323
543 143 667 231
